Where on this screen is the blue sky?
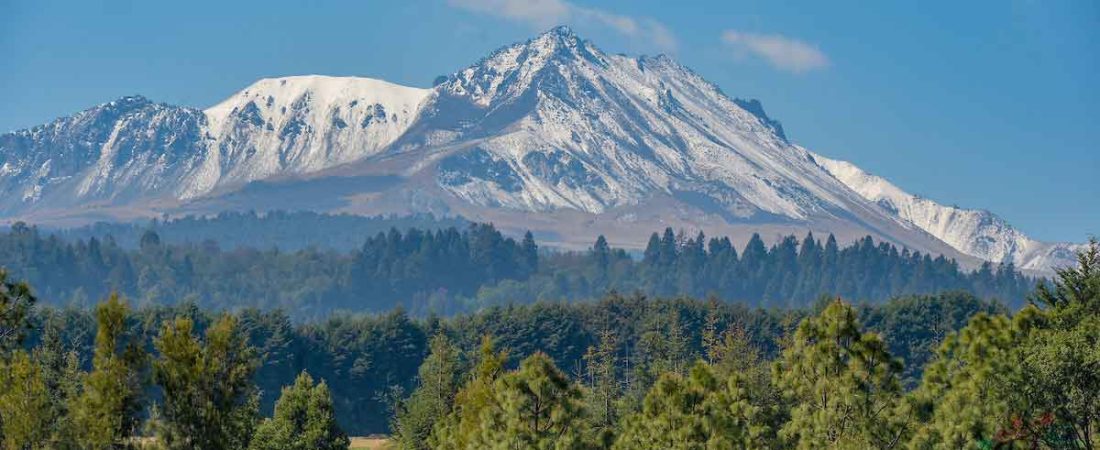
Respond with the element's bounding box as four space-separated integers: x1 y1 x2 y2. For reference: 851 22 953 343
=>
2 0 1097 242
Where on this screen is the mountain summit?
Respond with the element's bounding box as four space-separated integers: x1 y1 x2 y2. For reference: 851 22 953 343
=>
0 28 1080 273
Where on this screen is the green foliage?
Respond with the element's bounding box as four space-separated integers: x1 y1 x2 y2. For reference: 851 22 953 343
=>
249 371 349 450
12 288 1003 438
630 305 693 399
860 291 1004 385
70 294 146 449
298 308 427 434
469 352 594 450
2 251 1080 446
582 327 623 440
613 362 772 449
912 239 1100 449
708 324 785 437
909 312 1034 449
152 314 260 450
62 211 468 251
1015 313 1100 448
348 223 541 313
0 350 53 450
0 222 1036 320
0 222 535 318
625 230 1032 308
430 336 508 450
393 333 461 450
0 268 35 357
1032 237 1100 315
775 299 910 449
0 232 1093 450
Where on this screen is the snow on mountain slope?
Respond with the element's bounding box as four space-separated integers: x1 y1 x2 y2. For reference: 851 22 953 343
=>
194 75 431 197
0 96 207 212
0 27 1082 273
813 153 1082 272
0 76 432 214
397 26 864 221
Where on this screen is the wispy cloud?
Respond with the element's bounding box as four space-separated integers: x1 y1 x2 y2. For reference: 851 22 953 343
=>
447 0 677 51
721 30 829 73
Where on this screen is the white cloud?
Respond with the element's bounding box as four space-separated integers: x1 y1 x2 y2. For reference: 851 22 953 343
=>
446 0 570 28
447 0 677 51
721 30 829 73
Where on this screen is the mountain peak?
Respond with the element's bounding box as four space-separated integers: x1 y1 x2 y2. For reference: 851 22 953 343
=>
0 28 1081 275
94 95 154 113
437 25 608 107
543 25 577 39
526 25 587 56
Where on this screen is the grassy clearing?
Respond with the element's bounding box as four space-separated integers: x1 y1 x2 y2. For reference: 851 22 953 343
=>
349 436 392 450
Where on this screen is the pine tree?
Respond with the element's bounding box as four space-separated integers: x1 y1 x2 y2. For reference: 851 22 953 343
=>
775 299 910 449
0 269 35 358
642 233 661 266
71 294 146 449
912 240 1100 449
152 314 259 450
592 235 611 272
393 333 461 450
710 324 776 414
0 351 54 450
701 299 720 364
30 311 83 448
665 308 690 375
470 352 593 450
659 228 678 269
1033 237 1099 314
249 371 349 450
1006 238 1098 448
521 231 539 276
613 362 771 450
588 235 614 293
429 336 507 450
582 327 621 441
909 312 1034 449
817 234 840 295
741 234 768 298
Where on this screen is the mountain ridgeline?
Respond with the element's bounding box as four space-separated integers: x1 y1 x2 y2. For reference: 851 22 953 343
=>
0 221 1034 317
0 27 1080 274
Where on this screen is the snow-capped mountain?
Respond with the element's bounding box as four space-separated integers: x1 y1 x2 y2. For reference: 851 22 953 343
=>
812 154 1082 272
0 96 207 213
401 28 838 218
0 76 430 214
197 76 431 198
0 26 1081 273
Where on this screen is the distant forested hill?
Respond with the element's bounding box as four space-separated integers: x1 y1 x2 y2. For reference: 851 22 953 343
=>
0 221 1035 317
51 210 469 251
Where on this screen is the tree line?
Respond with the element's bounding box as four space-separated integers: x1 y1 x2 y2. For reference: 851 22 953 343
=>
55 211 468 252
1 239 1095 448
0 281 349 449
396 239 1099 449
479 229 1033 311
2 273 1005 441
0 222 1034 319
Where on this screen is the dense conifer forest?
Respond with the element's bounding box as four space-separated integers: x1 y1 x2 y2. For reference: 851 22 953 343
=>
0 221 1034 319
1 239 1097 448
2 218 1087 448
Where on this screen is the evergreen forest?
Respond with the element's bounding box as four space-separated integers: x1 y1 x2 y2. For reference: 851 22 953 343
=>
1 238 1097 448
0 221 1034 319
